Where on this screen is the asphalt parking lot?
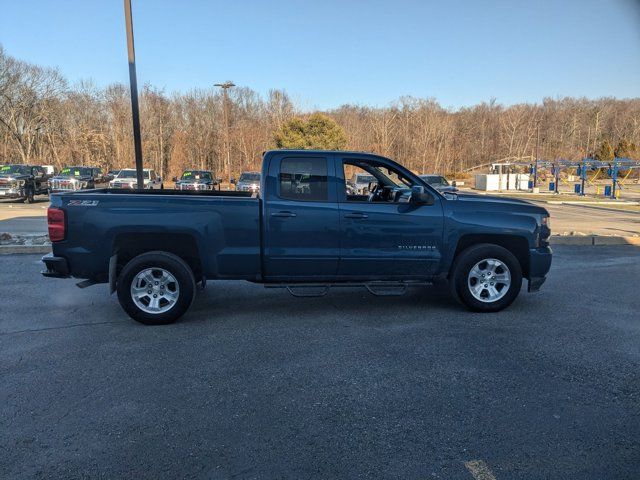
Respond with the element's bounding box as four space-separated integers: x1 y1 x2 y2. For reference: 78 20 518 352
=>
1 246 639 479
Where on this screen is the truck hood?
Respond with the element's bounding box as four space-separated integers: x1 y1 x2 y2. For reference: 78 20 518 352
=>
51 175 92 181
176 179 212 185
0 174 30 181
452 193 548 215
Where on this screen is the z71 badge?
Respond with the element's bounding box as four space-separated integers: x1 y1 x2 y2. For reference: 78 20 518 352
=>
67 200 99 206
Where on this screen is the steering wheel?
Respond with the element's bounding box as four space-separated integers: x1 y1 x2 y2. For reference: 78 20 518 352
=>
368 183 384 202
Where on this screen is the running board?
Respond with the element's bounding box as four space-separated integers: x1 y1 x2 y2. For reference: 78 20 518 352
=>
265 281 432 298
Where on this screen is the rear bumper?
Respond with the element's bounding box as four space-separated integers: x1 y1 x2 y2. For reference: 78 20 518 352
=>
41 253 70 278
527 246 552 292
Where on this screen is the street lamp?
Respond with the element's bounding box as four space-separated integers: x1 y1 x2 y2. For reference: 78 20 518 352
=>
214 81 235 183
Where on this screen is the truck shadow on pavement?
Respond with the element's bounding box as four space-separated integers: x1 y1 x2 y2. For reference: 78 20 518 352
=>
184 280 535 327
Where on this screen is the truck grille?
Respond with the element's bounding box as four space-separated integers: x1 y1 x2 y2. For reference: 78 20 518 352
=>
50 179 77 191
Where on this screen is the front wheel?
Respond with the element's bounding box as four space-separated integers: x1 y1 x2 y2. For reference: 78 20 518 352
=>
117 251 196 325
23 187 35 204
450 244 523 312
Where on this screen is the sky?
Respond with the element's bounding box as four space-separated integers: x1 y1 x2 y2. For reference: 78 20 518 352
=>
1 0 639 110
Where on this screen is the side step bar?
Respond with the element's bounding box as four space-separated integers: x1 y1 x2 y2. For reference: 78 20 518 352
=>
265 281 432 298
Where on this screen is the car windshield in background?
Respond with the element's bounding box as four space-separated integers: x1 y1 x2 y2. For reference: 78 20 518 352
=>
355 174 376 184
0 165 29 175
421 175 449 186
118 170 150 179
60 167 92 177
182 171 211 180
239 173 260 182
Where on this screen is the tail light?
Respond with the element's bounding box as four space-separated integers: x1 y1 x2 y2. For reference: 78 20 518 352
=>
47 207 66 242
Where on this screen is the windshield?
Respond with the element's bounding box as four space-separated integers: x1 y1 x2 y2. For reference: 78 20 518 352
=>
239 172 260 182
354 174 376 184
60 167 92 177
182 171 212 180
421 175 449 186
0 165 29 176
117 169 150 179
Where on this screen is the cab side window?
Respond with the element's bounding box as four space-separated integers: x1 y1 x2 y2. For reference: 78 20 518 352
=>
279 157 328 201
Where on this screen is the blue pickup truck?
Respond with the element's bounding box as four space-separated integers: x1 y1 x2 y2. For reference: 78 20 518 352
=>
42 150 552 325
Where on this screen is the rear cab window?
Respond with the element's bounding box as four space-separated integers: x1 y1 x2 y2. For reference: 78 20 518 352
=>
279 157 328 202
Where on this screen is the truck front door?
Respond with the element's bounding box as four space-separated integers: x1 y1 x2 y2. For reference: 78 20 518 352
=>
336 156 444 279
263 154 340 281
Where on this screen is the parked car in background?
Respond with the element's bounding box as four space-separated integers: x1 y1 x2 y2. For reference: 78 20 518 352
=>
49 166 108 193
173 170 218 191
419 174 458 193
234 171 261 193
351 172 377 194
109 168 163 189
0 164 50 203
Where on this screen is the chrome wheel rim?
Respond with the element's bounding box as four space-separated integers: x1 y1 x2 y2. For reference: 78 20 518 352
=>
467 258 511 303
131 268 179 314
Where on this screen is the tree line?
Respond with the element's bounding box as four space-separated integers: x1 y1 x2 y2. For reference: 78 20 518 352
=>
1 45 638 181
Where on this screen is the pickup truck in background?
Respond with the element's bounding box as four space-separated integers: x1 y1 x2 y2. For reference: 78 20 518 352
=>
234 171 261 193
0 164 50 202
173 170 219 191
48 166 109 193
42 149 552 325
109 168 163 189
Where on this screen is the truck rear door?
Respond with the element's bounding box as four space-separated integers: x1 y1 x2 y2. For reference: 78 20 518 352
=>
263 153 340 281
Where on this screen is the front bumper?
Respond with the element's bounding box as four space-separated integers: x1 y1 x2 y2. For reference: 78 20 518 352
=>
0 187 24 199
41 253 70 278
527 246 552 292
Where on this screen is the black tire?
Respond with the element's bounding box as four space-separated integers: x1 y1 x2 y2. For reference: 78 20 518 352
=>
23 187 35 204
449 243 523 312
116 251 196 325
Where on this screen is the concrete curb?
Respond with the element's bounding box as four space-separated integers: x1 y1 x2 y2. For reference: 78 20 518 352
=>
550 235 640 246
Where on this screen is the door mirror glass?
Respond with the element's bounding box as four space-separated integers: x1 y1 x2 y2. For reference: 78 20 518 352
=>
410 186 434 205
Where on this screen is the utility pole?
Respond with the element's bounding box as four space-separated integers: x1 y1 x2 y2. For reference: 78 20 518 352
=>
534 122 540 188
123 0 144 190
214 81 235 182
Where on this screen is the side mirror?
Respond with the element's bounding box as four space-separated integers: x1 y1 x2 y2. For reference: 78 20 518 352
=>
230 178 236 184
157 177 162 182
172 177 177 182
451 180 457 187
410 186 434 205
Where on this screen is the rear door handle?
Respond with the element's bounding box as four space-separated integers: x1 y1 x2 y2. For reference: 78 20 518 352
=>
271 211 297 218
344 212 368 219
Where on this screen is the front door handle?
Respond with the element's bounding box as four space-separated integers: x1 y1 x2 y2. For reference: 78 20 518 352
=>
344 212 368 219
271 211 297 218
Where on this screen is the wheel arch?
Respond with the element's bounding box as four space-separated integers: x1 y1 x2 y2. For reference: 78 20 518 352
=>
451 234 530 278
112 232 203 285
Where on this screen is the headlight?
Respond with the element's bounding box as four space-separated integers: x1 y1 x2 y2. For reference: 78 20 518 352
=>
539 215 551 245
541 216 550 230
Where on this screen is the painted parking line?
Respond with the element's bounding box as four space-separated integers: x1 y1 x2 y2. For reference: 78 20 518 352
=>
464 460 497 480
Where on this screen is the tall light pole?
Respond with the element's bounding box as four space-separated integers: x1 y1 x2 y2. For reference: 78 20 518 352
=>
123 0 144 190
534 122 540 188
215 81 235 182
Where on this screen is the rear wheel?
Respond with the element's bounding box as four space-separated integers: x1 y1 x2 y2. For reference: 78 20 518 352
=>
450 244 522 312
117 251 196 325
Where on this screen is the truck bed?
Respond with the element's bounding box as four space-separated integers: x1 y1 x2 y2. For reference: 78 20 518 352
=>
49 189 262 281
